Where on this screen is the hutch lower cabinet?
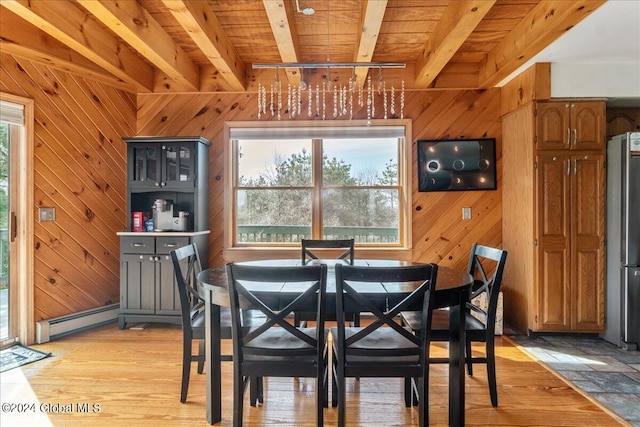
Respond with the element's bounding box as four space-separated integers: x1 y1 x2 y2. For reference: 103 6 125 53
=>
502 100 606 333
117 232 209 329
118 136 210 329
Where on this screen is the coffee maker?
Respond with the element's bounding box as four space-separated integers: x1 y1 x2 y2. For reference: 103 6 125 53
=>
152 199 175 231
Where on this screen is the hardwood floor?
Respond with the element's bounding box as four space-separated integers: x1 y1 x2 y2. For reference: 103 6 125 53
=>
1 323 629 426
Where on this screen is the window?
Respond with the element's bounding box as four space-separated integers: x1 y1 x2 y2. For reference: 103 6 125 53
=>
227 123 411 248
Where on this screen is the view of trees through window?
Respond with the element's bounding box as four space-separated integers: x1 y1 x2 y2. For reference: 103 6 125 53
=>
234 137 401 244
0 124 8 290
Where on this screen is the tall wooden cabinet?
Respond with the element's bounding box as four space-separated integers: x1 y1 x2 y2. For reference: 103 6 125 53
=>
502 100 606 333
117 136 211 329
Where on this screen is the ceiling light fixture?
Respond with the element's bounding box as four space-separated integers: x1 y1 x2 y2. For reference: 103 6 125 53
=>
254 62 405 124
295 0 315 15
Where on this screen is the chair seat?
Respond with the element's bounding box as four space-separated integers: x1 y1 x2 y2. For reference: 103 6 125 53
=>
191 307 266 340
245 327 319 353
331 326 418 350
401 309 486 334
331 327 421 364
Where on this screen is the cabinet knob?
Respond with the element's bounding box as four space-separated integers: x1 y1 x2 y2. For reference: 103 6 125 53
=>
160 182 166 187
154 182 160 187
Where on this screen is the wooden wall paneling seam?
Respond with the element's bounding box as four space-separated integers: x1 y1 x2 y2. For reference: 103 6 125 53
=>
135 94 176 132
39 68 129 196
31 241 114 313
32 238 115 310
74 74 136 141
73 78 134 162
15 56 127 196
33 160 121 263
414 191 498 266
28 90 126 233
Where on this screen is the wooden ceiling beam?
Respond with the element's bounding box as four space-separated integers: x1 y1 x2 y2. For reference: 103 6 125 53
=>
353 0 388 88
414 0 495 88
262 0 301 85
0 9 136 92
0 0 153 93
78 0 199 92
161 0 246 91
479 0 607 88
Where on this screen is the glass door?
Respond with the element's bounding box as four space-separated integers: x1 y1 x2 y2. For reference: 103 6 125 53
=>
0 122 10 341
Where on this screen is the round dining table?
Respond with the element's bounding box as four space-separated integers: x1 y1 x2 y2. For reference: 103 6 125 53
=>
197 259 472 426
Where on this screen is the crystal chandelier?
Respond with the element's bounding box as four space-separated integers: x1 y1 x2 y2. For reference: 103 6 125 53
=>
253 63 406 124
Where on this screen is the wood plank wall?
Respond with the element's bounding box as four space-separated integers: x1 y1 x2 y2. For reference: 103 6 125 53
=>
137 88 503 271
1 50 502 323
0 53 135 322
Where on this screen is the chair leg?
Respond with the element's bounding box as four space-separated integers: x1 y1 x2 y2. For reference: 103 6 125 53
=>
257 377 264 403
180 337 192 403
337 367 346 427
233 372 247 427
487 340 498 407
197 339 205 374
249 376 259 407
418 375 428 427
316 369 324 427
403 377 412 407
466 338 473 376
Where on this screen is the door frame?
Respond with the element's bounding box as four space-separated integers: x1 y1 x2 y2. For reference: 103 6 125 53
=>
1 92 35 345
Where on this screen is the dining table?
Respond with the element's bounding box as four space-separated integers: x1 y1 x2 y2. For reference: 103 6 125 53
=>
197 258 473 426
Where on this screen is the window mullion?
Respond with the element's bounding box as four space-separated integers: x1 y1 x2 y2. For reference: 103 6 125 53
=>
312 138 323 239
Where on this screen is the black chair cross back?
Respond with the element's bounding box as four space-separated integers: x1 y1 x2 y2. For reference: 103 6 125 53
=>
226 263 328 427
332 263 438 427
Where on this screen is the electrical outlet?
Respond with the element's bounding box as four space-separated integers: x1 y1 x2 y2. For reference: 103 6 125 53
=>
39 207 55 222
462 207 471 220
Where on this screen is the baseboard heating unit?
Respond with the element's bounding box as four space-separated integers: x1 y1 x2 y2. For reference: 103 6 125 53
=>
36 304 119 344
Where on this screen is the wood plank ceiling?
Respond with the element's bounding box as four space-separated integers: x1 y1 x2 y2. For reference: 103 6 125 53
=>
0 0 606 95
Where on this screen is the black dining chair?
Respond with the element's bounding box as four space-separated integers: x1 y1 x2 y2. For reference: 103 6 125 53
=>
301 238 355 265
401 243 507 407
296 238 357 327
331 263 438 427
170 244 264 404
226 262 328 427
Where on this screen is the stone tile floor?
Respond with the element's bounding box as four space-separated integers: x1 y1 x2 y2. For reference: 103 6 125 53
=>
508 332 640 426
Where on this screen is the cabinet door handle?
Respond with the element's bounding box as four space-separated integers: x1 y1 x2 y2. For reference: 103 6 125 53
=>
573 128 577 145
164 243 178 248
566 128 571 146
566 159 570 176
574 159 578 176
132 243 146 247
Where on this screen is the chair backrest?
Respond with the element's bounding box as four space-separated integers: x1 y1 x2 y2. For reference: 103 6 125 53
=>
466 244 508 335
226 263 328 361
170 244 204 330
334 263 438 358
301 238 354 264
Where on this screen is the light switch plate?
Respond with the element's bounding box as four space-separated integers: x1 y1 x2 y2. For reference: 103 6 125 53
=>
39 207 55 222
462 207 471 220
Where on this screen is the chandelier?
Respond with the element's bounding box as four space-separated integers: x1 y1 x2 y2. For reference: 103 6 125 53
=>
253 62 406 123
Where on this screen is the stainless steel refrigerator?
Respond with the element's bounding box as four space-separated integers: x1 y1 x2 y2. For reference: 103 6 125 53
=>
603 132 640 350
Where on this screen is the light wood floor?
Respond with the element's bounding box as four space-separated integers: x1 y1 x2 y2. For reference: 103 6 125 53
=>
1 323 630 427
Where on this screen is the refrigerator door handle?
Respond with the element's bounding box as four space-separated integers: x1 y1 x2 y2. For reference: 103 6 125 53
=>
622 264 640 268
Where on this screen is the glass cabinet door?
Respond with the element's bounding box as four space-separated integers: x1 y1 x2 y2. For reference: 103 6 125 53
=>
132 145 161 184
162 143 195 188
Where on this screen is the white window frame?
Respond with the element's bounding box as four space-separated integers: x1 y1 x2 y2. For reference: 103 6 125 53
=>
223 120 413 259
